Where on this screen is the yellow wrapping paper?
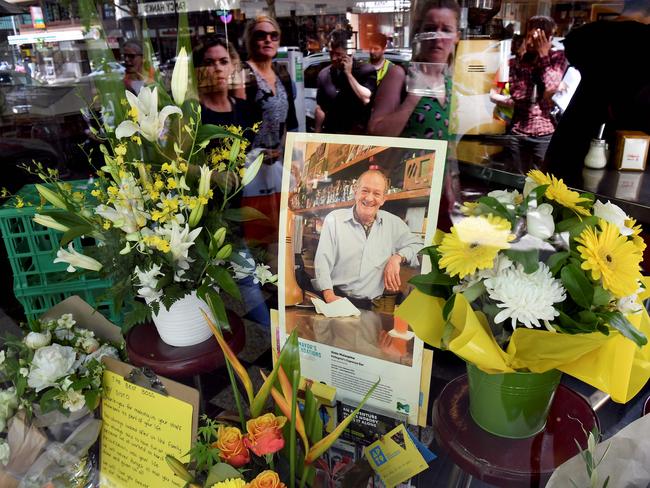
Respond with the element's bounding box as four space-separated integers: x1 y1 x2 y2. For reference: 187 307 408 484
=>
396 289 650 403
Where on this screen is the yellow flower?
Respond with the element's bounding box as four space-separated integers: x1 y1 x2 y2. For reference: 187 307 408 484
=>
626 218 647 254
166 178 177 190
96 170 105 178
153 180 165 191
120 98 128 106
178 162 188 173
210 479 246 488
460 201 480 216
102 220 111 230
131 135 142 145
91 189 102 198
161 163 174 173
527 170 591 216
576 219 642 298
128 105 138 120
115 144 127 156
15 196 24 208
217 163 227 172
72 191 84 202
107 186 119 197
438 215 514 279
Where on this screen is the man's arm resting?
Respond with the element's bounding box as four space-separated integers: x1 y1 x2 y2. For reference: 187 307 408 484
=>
383 254 404 293
322 289 342 303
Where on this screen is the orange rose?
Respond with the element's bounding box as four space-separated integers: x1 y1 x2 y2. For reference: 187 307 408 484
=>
244 413 287 457
247 470 287 488
213 425 250 467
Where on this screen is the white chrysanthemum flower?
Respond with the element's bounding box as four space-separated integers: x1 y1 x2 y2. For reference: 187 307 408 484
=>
453 254 513 294
484 263 566 329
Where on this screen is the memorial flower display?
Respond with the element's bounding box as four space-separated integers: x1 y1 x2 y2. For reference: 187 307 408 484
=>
26 26 274 335
165 313 378 487
397 170 650 404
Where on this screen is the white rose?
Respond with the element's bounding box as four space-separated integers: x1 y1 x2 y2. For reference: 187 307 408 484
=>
0 439 9 466
24 330 52 349
527 203 555 240
19 368 29 377
61 389 86 412
80 337 100 354
593 201 634 236
27 344 77 392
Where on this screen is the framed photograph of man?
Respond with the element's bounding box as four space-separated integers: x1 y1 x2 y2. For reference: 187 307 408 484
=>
278 133 447 423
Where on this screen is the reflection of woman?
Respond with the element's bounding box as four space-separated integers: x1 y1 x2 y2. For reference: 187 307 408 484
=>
368 0 460 139
243 16 298 150
194 37 259 131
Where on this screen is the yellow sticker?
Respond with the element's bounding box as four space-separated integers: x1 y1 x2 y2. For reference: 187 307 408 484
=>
100 370 193 487
364 424 428 487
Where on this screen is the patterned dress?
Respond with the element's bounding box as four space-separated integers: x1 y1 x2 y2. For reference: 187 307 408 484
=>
401 75 452 140
249 68 289 149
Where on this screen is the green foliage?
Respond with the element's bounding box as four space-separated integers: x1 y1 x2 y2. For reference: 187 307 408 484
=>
504 249 540 273
189 416 222 474
561 264 594 309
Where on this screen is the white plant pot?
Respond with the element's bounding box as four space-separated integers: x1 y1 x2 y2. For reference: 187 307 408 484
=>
151 291 215 347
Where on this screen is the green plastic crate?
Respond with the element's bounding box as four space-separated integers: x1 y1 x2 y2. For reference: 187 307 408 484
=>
14 279 123 324
0 180 97 288
1 181 122 324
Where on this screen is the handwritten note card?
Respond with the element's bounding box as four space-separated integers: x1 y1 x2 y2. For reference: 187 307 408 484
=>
100 369 194 487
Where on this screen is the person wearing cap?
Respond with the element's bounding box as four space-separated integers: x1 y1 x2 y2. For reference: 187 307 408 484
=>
313 170 422 310
367 32 393 86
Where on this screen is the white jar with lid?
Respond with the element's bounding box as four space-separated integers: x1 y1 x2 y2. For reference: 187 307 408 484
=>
584 138 608 169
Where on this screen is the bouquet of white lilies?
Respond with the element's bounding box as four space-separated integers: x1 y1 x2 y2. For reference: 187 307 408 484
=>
29 21 274 329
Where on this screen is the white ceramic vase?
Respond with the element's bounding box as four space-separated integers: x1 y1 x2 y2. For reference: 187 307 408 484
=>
151 291 215 347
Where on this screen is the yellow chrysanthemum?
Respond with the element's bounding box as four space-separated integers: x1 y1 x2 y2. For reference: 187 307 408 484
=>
438 215 515 279
527 170 591 216
210 479 246 488
576 219 642 298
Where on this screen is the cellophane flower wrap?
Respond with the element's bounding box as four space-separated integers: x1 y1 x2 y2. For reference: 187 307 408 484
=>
23 7 276 330
396 170 650 402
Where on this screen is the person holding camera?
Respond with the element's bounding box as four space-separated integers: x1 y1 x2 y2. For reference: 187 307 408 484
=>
314 30 377 134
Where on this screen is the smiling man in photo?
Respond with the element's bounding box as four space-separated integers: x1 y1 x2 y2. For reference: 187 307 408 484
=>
313 170 422 309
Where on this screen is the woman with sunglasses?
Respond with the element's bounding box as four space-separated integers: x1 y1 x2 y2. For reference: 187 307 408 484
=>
194 37 259 136
243 16 298 151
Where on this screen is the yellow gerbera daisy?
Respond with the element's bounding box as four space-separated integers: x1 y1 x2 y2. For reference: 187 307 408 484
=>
211 479 246 488
626 217 647 254
438 215 515 279
459 201 480 216
576 220 642 298
527 170 591 216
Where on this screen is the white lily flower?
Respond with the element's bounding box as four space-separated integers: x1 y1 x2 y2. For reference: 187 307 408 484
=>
526 203 555 240
488 189 520 209
157 222 202 281
253 264 277 285
54 243 102 272
134 264 164 302
95 175 149 233
593 201 634 236
171 47 189 106
115 86 183 142
33 214 70 233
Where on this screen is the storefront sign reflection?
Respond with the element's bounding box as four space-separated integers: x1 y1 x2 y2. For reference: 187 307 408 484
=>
138 0 239 16
30 6 45 29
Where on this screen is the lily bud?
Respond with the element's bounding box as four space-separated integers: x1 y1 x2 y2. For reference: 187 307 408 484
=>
53 243 103 272
215 243 232 260
188 204 204 228
212 227 227 250
198 165 212 196
33 214 70 233
171 47 189 106
35 184 67 210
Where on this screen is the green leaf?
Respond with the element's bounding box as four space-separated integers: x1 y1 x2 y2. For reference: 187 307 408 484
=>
195 124 242 145
442 295 456 321
39 388 61 414
557 310 597 333
598 311 648 347
60 225 95 247
409 272 457 287
592 286 611 307
204 463 244 486
38 209 91 229
477 196 513 222
577 310 598 326
561 264 594 309
84 389 101 410
504 249 539 273
223 206 269 222
207 266 241 301
461 281 485 303
203 289 231 332
547 251 570 276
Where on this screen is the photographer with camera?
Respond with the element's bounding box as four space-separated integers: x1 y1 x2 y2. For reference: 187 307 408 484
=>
314 30 377 134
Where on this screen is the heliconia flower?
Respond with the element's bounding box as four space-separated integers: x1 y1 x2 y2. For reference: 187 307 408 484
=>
115 86 182 142
171 47 189 106
53 243 102 273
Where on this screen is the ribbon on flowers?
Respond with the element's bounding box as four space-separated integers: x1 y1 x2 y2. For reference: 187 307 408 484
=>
396 289 650 403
